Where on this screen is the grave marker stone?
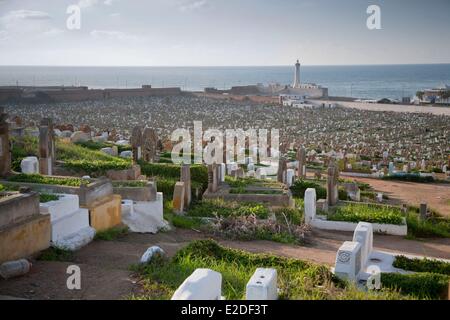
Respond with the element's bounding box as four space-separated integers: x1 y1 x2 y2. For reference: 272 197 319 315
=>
173 182 185 214
180 164 192 208
130 126 143 164
326 158 339 206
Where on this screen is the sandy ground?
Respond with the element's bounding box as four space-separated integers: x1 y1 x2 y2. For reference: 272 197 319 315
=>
1 228 449 300
348 177 450 217
317 100 450 116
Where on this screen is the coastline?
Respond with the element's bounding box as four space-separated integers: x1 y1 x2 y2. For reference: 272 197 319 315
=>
317 99 450 116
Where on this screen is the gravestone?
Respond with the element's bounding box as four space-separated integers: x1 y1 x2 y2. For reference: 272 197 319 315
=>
334 241 362 282
420 203 427 220
352 222 373 268
296 145 306 178
39 125 53 175
286 169 295 187
173 182 185 214
304 188 317 225
142 127 159 163
246 268 278 300
0 107 11 177
326 158 339 206
130 126 143 164
208 164 219 193
277 157 287 183
180 164 192 208
171 269 222 300
40 118 55 166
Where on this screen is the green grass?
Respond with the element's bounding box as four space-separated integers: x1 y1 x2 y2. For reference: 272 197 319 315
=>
329 203 405 225
57 140 132 175
131 240 416 300
94 226 129 241
381 272 449 299
406 210 450 238
274 207 304 225
39 193 60 203
37 247 74 262
187 199 270 219
393 256 450 276
8 174 89 187
290 180 326 199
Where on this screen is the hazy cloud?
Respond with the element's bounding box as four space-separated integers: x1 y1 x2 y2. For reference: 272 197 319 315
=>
90 29 142 42
2 10 51 21
179 0 208 12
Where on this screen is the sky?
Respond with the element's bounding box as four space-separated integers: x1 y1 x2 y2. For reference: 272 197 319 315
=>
0 0 449 66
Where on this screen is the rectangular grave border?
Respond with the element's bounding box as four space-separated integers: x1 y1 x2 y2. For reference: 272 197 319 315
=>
112 180 157 202
0 176 113 207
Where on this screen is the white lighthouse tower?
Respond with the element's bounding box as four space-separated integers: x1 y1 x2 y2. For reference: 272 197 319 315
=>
293 59 301 88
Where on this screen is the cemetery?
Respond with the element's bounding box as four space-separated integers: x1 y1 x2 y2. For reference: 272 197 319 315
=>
0 100 449 300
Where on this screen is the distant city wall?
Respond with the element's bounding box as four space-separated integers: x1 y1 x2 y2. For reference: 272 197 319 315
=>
0 86 183 104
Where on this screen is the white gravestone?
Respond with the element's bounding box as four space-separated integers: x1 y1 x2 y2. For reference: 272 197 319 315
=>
286 169 295 187
21 156 39 174
246 268 278 300
171 269 222 300
334 241 363 282
352 222 373 268
304 188 317 225
219 163 226 182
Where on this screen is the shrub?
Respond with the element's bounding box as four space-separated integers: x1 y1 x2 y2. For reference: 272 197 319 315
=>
275 207 303 225
290 180 326 199
381 272 449 299
94 226 129 241
57 141 131 175
406 212 450 238
38 247 74 262
329 203 404 225
8 174 89 187
187 199 269 219
393 256 450 276
139 161 208 189
39 193 60 203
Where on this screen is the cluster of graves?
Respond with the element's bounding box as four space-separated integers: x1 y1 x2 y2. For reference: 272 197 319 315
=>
168 218 449 301
0 109 167 264
3 95 449 171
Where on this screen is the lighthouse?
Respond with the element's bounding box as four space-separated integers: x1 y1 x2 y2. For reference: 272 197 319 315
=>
293 59 301 88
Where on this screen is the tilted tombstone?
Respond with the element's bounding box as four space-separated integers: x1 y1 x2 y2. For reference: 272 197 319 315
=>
296 145 306 179
142 127 159 163
180 164 192 207
130 126 143 164
0 107 11 177
326 158 339 207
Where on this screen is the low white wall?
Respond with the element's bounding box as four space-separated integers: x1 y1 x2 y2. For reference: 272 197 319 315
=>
311 217 407 236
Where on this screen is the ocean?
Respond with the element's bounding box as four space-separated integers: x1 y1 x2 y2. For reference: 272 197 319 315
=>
0 64 449 100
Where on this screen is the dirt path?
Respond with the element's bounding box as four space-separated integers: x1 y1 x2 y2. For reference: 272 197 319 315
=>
346 177 450 217
1 228 449 300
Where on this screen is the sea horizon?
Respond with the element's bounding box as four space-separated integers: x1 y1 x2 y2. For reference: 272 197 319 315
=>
1 64 449 100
